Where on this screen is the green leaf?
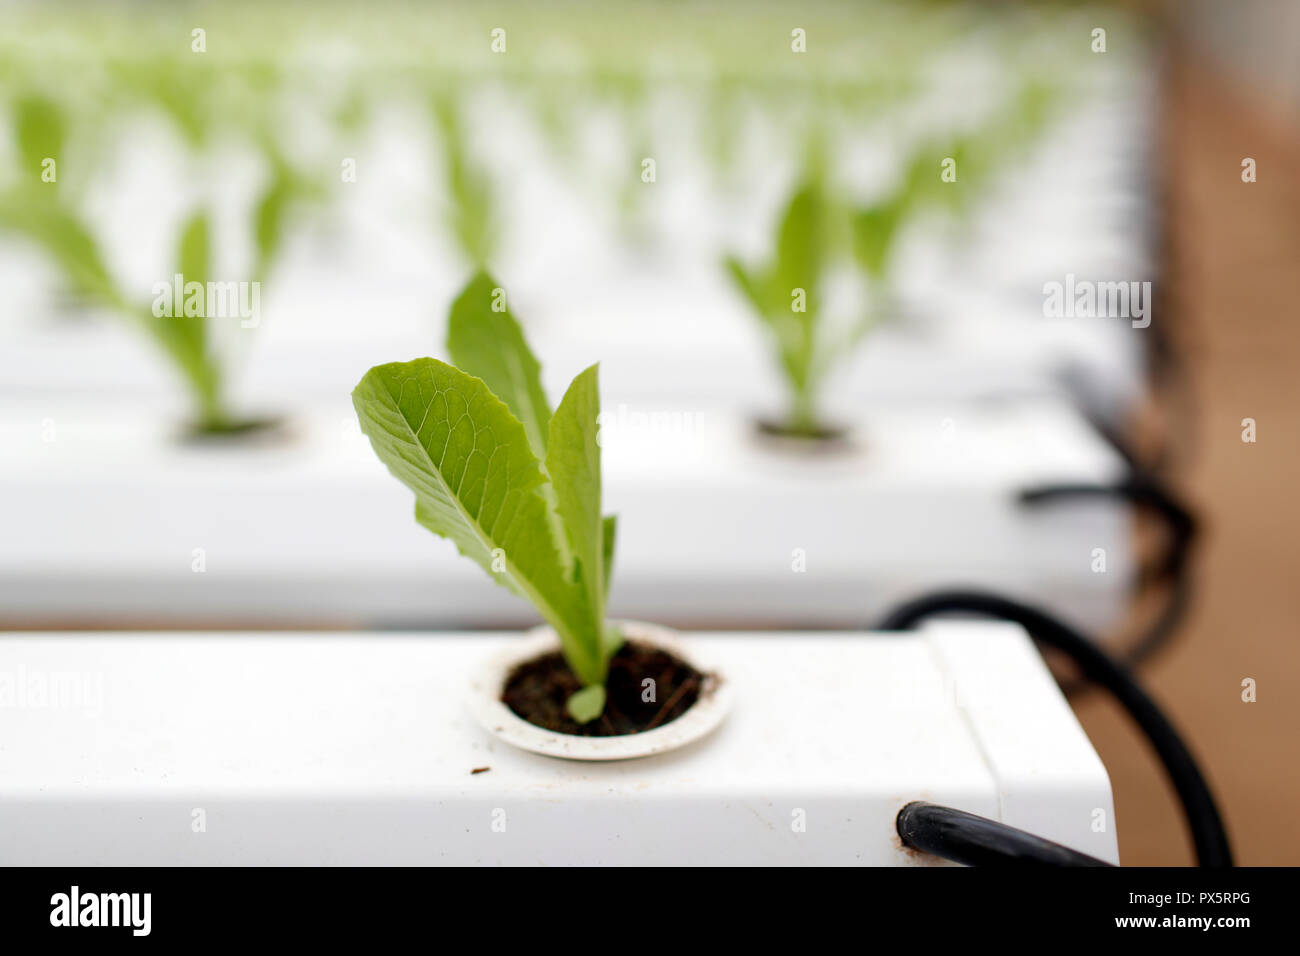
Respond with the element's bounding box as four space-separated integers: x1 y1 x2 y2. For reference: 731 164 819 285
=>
434 96 496 267
602 619 625 658
446 272 573 571
145 210 222 425
547 364 605 629
600 515 620 655
134 59 209 146
898 149 938 209
252 161 294 282
0 195 119 307
770 183 824 380
723 255 768 323
172 211 215 385
775 183 823 309
352 358 603 684
14 95 65 176
601 514 617 602
446 271 552 462
0 186 229 427
566 684 606 724
852 199 904 280
178 210 210 286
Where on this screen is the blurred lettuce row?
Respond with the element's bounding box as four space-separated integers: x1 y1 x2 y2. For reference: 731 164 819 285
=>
0 1 1112 433
724 69 1068 438
0 26 331 434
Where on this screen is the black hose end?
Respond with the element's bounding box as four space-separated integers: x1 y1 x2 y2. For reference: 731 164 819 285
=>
880 591 1233 868
896 801 1114 867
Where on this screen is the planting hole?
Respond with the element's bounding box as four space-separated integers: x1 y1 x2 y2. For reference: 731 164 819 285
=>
502 641 713 737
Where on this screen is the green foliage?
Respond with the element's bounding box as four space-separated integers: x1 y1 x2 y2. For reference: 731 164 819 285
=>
447 273 553 460
0 96 116 304
566 685 607 724
148 211 226 430
249 133 328 285
447 272 572 563
252 159 296 284
727 70 1063 438
850 198 905 281
14 94 65 173
354 272 620 722
725 177 837 435
0 194 119 307
547 363 608 647
0 86 322 433
0 96 230 424
901 78 1061 222
433 96 497 268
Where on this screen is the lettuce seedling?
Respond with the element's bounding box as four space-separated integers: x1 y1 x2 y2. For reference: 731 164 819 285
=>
726 164 900 438
725 181 826 435
727 155 935 439
352 272 619 723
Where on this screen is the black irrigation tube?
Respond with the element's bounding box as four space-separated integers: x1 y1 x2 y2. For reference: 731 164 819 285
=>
879 590 1232 867
1058 304 1198 478
1016 474 1197 670
896 801 1114 867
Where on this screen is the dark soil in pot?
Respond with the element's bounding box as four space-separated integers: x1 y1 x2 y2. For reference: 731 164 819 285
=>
752 416 857 454
502 640 708 737
176 415 294 447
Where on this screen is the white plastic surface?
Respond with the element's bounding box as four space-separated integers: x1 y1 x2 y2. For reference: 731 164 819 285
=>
0 623 1119 865
0 395 1132 632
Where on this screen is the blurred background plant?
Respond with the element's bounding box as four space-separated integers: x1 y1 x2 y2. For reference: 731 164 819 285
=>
0 38 331 433
432 93 499 270
0 0 1097 432
725 166 843 437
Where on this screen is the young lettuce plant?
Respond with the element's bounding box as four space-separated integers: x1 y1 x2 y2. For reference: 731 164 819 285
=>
727 160 921 439
352 272 618 723
725 175 838 437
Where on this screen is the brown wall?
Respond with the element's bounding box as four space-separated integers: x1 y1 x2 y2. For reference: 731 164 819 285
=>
1071 38 1300 865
